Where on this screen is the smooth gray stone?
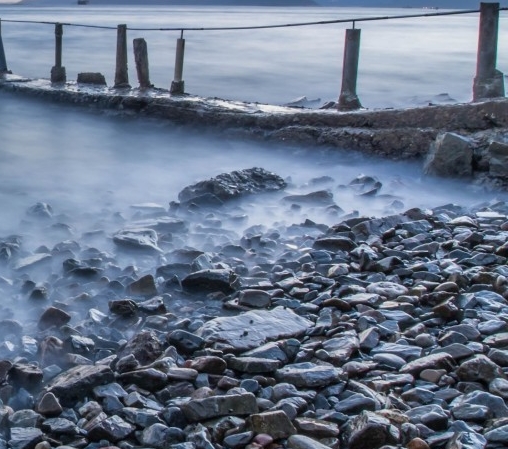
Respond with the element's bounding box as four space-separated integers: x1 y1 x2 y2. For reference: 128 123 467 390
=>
275 362 345 388
181 392 258 422
8 427 43 449
485 424 508 443
451 391 508 418
288 434 332 449
371 343 422 361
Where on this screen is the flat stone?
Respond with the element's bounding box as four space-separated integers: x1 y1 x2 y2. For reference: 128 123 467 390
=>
45 365 115 407
227 356 280 374
113 228 162 253
196 307 312 352
275 362 345 388
400 353 455 376
182 268 238 294
181 392 258 422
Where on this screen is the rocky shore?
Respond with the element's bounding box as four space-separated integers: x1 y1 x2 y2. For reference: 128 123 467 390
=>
0 166 506 449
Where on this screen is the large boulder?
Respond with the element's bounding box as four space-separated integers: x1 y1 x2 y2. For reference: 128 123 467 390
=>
423 132 473 177
178 167 286 204
488 140 508 178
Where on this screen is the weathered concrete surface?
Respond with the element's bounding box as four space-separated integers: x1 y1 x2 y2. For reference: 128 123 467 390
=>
1 75 508 160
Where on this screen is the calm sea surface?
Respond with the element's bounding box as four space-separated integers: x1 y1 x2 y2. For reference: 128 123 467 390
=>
0 5 505 244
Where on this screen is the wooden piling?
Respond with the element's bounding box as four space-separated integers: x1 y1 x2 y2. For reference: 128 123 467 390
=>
473 2 504 101
114 24 130 88
338 28 362 111
0 20 8 73
50 23 66 83
133 37 152 88
170 36 185 95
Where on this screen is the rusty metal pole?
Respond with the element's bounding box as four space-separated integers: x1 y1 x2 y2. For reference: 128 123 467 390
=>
473 2 504 101
0 19 8 73
114 24 130 88
51 23 66 83
338 27 362 111
170 31 185 94
133 37 152 88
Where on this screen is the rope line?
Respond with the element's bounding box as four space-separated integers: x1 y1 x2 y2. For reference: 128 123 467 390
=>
1 7 506 32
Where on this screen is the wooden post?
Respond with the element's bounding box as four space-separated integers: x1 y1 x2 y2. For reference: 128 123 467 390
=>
114 24 130 88
170 33 185 94
338 28 362 111
50 23 66 83
133 37 152 88
473 2 504 101
0 19 8 73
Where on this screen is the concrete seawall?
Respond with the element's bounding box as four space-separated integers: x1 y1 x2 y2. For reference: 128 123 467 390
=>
2 75 508 161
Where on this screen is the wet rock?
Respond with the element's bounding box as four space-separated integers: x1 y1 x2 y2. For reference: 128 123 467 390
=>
9 427 43 449
348 174 382 196
26 202 53 220
77 72 106 85
456 354 505 383
400 353 455 376
343 411 398 449
424 132 473 178
118 368 168 391
182 268 238 294
118 330 162 365
181 392 258 422
275 362 345 388
237 289 271 308
112 228 162 253
127 274 158 296
87 415 135 442
196 307 312 352
282 190 334 205
488 140 508 177
37 307 71 331
287 434 333 449
9 364 43 391
247 410 296 439
35 393 62 417
178 167 286 203
140 423 185 448
45 365 115 407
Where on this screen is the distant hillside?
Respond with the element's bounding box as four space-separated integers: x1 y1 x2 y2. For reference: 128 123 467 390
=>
315 0 507 7
21 0 319 5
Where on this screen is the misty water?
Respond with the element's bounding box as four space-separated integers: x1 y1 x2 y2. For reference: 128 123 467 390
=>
0 5 506 254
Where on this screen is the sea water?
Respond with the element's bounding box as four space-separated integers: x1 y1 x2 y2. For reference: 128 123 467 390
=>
0 5 505 246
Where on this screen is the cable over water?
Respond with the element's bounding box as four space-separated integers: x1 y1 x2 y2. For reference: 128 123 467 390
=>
1 7 507 32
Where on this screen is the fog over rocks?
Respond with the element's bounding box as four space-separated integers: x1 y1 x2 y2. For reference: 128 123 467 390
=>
0 163 504 449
